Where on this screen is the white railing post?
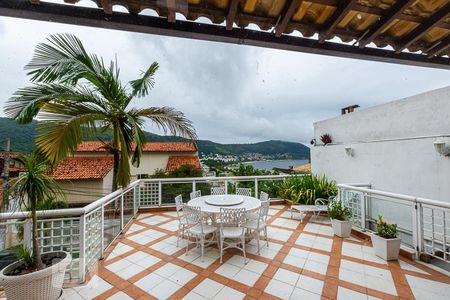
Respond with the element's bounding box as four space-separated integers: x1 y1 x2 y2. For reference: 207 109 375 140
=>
192 180 196 194
120 193 124 230
361 192 367 231
133 184 138 214
417 203 423 256
412 200 419 258
79 214 86 282
225 179 228 194
100 205 104 256
158 181 162 206
23 219 32 250
255 178 258 198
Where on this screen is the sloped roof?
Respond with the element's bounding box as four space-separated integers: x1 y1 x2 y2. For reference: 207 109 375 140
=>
51 157 114 180
3 0 449 68
166 156 202 172
76 141 197 153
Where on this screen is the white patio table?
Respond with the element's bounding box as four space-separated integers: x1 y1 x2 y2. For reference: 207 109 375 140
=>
187 194 261 214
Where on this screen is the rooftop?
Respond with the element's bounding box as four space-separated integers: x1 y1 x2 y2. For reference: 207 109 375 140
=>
51 157 114 180
63 204 450 299
166 156 202 172
76 141 197 153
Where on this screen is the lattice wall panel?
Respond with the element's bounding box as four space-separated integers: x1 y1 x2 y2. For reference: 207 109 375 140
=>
140 182 160 207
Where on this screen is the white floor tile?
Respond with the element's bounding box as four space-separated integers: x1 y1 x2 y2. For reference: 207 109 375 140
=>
273 268 300 286
337 287 367 300
290 288 321 300
191 279 225 299
265 278 296 299
215 263 241 278
149 279 182 299
107 291 133 300
170 268 197 286
134 273 165 293
213 286 245 300
406 275 450 299
233 268 260 286
154 262 183 277
74 275 112 299
296 275 324 295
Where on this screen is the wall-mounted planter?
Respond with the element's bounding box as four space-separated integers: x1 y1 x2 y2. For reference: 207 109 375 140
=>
371 233 401 261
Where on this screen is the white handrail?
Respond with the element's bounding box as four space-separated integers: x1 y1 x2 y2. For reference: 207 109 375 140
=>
338 184 450 209
140 174 291 182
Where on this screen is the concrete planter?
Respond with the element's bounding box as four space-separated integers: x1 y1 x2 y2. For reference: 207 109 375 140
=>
0 251 71 300
331 219 352 238
371 233 401 261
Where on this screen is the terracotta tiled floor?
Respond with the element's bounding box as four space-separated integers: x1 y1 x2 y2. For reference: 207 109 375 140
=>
63 205 450 300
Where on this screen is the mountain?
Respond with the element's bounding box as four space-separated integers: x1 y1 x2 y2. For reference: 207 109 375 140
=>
0 118 310 159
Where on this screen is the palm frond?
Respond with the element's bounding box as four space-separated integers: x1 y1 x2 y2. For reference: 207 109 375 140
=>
132 106 197 141
129 62 159 98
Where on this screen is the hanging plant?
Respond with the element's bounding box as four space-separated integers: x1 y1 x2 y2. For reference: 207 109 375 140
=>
320 134 332 145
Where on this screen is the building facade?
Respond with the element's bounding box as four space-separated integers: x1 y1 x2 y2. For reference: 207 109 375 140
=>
311 85 450 202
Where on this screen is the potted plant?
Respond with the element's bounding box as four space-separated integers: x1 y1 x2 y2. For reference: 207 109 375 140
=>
0 154 71 300
328 199 352 238
371 215 401 261
320 134 332 145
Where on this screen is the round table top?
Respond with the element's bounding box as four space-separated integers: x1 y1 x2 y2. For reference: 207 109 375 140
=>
187 194 261 214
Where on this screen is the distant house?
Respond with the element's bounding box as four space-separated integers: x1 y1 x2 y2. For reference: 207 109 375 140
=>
51 141 201 205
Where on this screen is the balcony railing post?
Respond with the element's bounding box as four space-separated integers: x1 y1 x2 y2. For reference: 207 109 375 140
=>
192 180 196 194
361 192 367 231
225 179 228 194
79 214 86 283
100 205 104 256
23 219 32 250
158 181 162 206
254 178 258 198
411 200 419 258
417 203 424 255
133 184 138 215
120 193 124 230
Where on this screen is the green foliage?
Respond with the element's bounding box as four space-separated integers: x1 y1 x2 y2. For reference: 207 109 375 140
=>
376 215 398 239
169 164 202 178
276 174 337 205
327 199 352 221
15 245 33 268
232 164 274 176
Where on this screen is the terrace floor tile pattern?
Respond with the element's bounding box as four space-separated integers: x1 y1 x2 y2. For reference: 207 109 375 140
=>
60 205 450 299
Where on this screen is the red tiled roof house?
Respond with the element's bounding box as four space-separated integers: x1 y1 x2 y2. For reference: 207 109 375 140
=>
51 142 200 205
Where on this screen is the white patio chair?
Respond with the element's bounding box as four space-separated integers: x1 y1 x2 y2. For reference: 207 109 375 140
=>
246 191 269 221
219 207 247 263
183 205 218 261
290 196 335 222
175 195 187 247
190 190 201 199
235 187 252 196
245 200 270 254
211 186 226 195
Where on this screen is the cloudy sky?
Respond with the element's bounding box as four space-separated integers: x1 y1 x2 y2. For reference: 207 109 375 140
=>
1 1 449 145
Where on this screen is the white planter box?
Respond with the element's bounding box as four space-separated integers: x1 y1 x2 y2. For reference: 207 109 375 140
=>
331 219 352 238
0 251 71 300
371 233 401 261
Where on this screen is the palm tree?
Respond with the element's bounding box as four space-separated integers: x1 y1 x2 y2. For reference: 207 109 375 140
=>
7 154 62 270
4 33 197 190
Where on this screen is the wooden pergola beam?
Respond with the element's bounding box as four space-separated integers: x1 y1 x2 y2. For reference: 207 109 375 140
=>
358 0 416 49
274 0 303 37
395 2 450 54
98 0 112 14
318 0 356 44
167 0 176 23
427 34 450 58
226 0 239 30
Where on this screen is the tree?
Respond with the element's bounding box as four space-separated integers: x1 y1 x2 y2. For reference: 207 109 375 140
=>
6 153 62 270
4 33 197 191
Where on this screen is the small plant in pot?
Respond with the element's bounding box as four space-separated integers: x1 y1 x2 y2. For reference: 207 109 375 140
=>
328 199 352 238
371 215 401 261
0 154 71 300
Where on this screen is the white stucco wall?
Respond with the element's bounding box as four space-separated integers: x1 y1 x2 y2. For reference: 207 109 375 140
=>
130 152 198 179
312 85 450 202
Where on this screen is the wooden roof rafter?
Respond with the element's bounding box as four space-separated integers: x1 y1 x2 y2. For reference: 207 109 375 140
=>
358 0 417 49
274 0 304 37
427 34 450 58
395 2 450 54
226 0 239 30
318 0 358 44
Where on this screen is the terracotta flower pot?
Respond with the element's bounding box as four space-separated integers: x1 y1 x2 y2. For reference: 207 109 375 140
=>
0 251 71 300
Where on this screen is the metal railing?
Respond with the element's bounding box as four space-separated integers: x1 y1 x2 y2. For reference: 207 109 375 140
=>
338 184 450 263
0 174 289 282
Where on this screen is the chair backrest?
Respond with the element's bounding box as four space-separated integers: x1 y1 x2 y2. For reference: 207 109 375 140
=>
235 187 252 197
211 186 226 195
259 200 270 222
175 195 183 217
259 191 269 202
220 207 246 227
190 190 201 200
182 205 202 225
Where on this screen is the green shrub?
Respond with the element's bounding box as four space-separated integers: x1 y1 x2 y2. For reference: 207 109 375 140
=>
327 200 352 221
15 245 33 268
376 215 398 239
276 174 337 205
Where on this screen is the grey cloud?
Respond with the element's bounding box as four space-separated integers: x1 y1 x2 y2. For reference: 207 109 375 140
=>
0 16 449 146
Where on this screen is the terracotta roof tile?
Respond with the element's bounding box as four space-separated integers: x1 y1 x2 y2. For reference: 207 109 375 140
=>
76 141 197 153
51 157 114 180
166 156 201 172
